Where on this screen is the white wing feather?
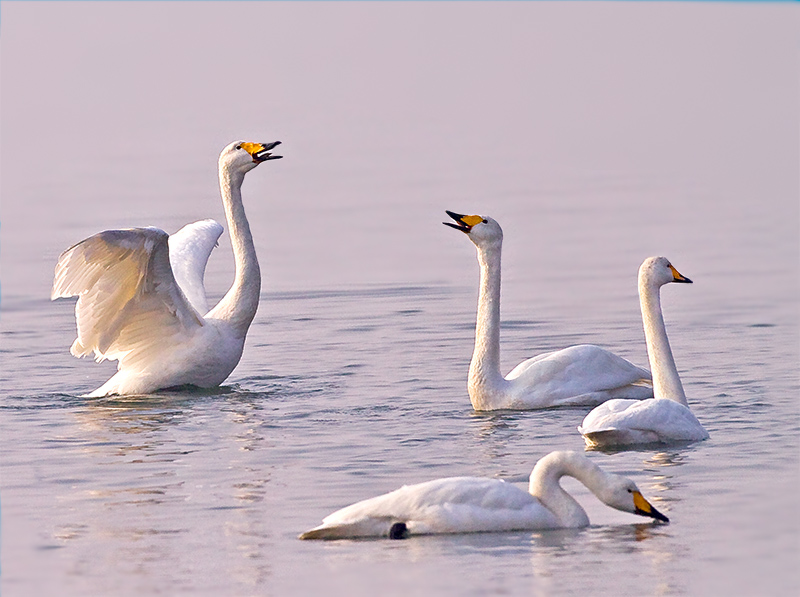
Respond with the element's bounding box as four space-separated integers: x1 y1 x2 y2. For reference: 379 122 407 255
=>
168 219 224 315
52 227 203 366
578 398 709 446
504 344 653 406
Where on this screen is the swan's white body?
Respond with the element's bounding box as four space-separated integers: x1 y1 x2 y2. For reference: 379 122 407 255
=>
444 212 653 410
579 257 709 447
52 141 282 397
299 451 668 540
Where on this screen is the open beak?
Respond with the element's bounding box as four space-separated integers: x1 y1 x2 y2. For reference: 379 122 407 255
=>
669 264 692 284
443 210 483 233
633 491 670 523
242 141 283 163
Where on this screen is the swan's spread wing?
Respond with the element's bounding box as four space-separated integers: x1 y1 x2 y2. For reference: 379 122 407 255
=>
299 477 558 539
168 219 224 315
52 227 203 365
505 344 653 406
578 398 709 446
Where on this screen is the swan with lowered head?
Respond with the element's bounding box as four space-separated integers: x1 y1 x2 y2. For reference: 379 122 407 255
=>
444 211 653 410
299 450 668 539
52 140 282 397
578 256 709 447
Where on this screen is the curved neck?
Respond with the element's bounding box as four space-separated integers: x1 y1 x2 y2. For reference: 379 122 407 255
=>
207 166 261 336
639 278 687 405
529 452 611 528
468 241 507 405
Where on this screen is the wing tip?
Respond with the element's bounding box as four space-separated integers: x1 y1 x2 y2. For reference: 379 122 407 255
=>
298 526 332 540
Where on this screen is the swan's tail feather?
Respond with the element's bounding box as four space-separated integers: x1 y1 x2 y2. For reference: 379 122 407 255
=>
580 427 660 449
580 429 617 449
298 518 407 540
298 525 355 540
298 527 328 540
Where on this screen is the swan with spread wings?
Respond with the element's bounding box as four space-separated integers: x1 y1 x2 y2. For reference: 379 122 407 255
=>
52 140 282 397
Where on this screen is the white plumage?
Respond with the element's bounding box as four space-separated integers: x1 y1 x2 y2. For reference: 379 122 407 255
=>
578 256 709 447
579 397 708 446
168 219 224 315
444 211 653 410
52 141 282 397
299 451 668 540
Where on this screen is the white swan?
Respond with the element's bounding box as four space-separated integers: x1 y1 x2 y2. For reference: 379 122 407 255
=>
51 140 282 397
444 211 653 410
578 256 709 447
299 450 668 540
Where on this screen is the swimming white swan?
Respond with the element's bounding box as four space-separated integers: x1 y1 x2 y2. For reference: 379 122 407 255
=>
444 211 653 410
299 450 668 540
51 141 282 397
578 256 709 447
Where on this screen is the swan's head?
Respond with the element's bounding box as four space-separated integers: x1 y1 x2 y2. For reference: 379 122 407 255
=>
220 140 283 175
443 211 503 247
600 475 670 523
639 256 692 288
532 451 669 524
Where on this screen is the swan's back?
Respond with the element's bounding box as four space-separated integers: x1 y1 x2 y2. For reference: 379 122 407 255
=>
168 219 224 314
504 344 653 407
300 476 558 539
579 398 709 447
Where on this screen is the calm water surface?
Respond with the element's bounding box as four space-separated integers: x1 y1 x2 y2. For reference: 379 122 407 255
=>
2 3 798 596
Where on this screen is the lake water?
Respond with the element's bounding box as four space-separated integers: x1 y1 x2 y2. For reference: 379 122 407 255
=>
1 3 798 596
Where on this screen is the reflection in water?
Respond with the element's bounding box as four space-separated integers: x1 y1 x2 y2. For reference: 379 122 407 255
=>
643 450 689 469
466 409 572 483
639 450 691 507
529 523 677 596
468 410 519 465
592 522 671 549
54 388 278 589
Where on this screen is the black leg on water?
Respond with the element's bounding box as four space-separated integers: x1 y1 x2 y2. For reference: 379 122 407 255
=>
389 522 408 540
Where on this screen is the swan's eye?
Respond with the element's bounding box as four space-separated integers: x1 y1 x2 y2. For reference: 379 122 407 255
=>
627 488 633 493
482 219 488 224
235 144 242 150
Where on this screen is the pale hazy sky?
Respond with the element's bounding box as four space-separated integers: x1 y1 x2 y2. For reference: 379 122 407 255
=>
2 2 797 296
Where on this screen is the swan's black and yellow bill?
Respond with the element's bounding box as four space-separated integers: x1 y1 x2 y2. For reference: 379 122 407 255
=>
241 141 283 163
669 264 692 284
633 490 669 523
444 210 484 233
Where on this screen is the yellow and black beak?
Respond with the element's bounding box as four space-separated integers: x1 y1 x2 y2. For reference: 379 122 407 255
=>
443 210 483 233
633 491 670 523
669 264 692 284
241 141 283 163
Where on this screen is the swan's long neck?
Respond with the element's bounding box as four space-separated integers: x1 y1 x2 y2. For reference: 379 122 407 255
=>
207 165 261 337
528 452 610 528
639 278 687 405
468 241 508 407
